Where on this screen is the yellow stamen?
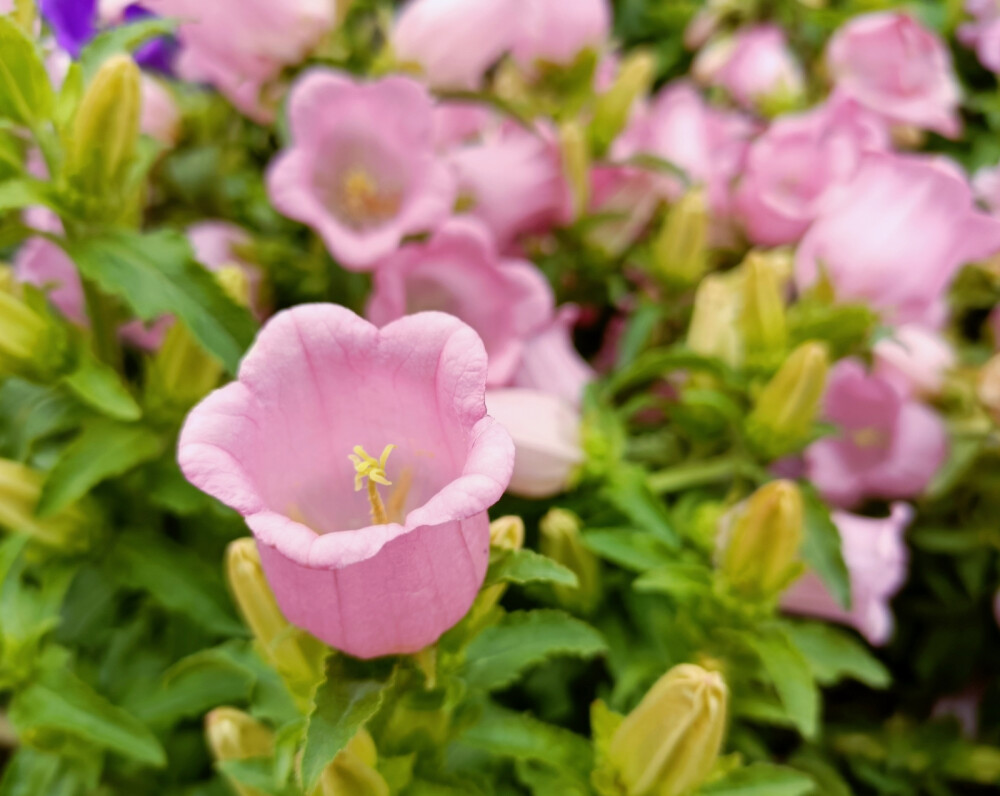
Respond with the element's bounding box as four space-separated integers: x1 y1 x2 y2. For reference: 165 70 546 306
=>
349 444 395 525
339 168 402 227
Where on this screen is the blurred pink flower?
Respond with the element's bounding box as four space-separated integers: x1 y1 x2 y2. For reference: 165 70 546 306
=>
486 388 583 498
511 0 611 69
586 165 661 255
805 359 948 508
933 688 983 738
447 122 571 248
973 162 1000 214
873 324 955 399
14 208 87 327
145 0 337 122
826 12 962 138
512 306 594 406
433 102 493 149
188 221 267 320
612 82 755 229
734 98 888 246
140 75 181 147
693 25 804 108
795 153 1000 325
782 503 912 646
267 70 455 271
366 218 553 386
959 0 1000 73
392 0 518 89
178 306 514 658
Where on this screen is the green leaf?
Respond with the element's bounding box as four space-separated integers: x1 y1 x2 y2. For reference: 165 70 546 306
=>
633 561 713 599
801 490 850 610
461 610 605 691
0 179 55 213
64 230 256 374
484 549 578 588
80 17 177 81
0 748 85 796
460 700 592 776
782 622 890 689
603 464 680 548
61 347 142 421
301 657 397 790
583 529 678 572
0 379 86 460
745 627 819 739
8 666 165 767
109 532 244 636
515 760 591 796
700 764 816 796
0 16 55 125
37 418 163 516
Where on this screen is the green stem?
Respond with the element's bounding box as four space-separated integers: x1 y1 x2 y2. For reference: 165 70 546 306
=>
81 277 122 370
647 456 762 494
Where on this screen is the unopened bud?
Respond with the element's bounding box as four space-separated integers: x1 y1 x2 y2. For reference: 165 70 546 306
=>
225 539 325 706
591 50 656 154
205 708 274 796
738 251 787 369
559 120 590 221
687 274 741 367
0 289 49 364
489 515 525 552
319 730 390 796
0 459 91 550
608 664 728 796
654 190 709 287
721 480 804 598
746 341 829 459
67 55 141 197
539 508 600 614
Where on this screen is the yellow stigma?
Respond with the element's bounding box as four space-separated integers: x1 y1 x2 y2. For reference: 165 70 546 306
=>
337 167 402 228
851 427 890 449
349 444 395 525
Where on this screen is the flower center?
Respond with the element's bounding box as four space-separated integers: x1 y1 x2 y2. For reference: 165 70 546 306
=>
850 427 890 450
348 443 415 526
334 167 402 229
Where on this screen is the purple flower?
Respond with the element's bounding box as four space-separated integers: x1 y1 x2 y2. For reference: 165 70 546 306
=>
123 5 178 75
41 0 97 57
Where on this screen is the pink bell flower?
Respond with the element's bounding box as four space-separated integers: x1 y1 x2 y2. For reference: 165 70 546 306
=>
511 0 611 69
512 306 595 406
795 153 1000 326
958 0 1000 74
178 306 515 659
392 0 519 89
734 97 889 246
693 25 804 109
267 70 456 271
805 359 948 509
782 503 912 646
140 74 181 147
826 12 962 138
486 388 583 498
366 218 554 386
873 324 955 399
447 121 572 249
145 0 337 122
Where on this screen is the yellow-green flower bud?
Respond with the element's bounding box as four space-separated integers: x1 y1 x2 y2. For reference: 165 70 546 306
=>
225 539 325 706
720 480 804 598
67 54 141 198
653 190 709 287
0 289 49 365
205 708 274 796
608 664 728 796
591 50 656 155
746 341 830 460
687 274 741 368
0 459 91 550
489 515 525 552
539 508 601 614
559 120 590 221
318 730 390 796
738 251 787 370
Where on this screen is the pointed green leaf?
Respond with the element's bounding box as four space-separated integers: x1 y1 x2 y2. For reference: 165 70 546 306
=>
783 622 890 689
484 549 578 588
61 348 142 421
301 657 397 791
801 489 850 610
37 418 163 516
700 764 816 796
745 627 820 739
0 16 55 125
461 610 605 691
8 666 165 766
583 529 678 572
64 230 256 374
